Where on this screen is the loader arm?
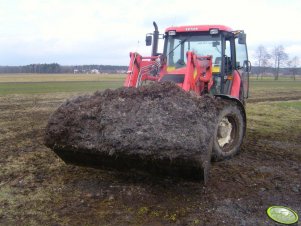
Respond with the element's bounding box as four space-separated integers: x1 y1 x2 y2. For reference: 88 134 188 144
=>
124 52 160 87
182 51 214 95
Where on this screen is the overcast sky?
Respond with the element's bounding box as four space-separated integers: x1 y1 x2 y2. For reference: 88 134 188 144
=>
0 0 300 66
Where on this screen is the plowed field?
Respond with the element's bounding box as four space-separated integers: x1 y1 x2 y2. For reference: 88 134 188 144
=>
0 75 300 225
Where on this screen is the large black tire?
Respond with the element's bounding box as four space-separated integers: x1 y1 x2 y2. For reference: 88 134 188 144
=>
212 100 245 161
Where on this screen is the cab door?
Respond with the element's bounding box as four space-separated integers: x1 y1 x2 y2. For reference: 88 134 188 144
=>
235 34 250 99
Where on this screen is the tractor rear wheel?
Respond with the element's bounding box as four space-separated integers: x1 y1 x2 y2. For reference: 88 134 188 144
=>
212 100 245 161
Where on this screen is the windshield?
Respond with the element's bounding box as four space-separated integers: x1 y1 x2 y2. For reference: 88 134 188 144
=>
166 33 222 69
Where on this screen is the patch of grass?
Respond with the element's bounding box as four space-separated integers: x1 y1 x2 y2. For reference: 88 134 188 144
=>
0 81 123 95
166 213 177 222
0 73 126 83
273 100 301 110
138 206 149 215
250 79 301 91
250 80 301 94
0 73 125 95
247 101 301 142
250 76 301 81
247 79 301 103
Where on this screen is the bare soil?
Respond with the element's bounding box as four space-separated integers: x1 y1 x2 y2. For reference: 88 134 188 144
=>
0 91 300 226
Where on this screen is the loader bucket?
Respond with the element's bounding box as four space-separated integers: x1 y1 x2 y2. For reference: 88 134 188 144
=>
45 82 218 182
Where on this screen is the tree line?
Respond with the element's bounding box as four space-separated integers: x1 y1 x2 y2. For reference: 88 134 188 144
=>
1 49 300 79
0 64 128 74
253 45 300 80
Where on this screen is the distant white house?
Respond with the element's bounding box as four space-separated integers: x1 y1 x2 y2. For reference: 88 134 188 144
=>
90 69 100 74
117 70 127 74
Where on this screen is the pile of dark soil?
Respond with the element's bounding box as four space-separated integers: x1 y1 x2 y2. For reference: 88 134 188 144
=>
44 82 218 182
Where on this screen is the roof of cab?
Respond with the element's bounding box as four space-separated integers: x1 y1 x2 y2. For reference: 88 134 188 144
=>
165 25 232 33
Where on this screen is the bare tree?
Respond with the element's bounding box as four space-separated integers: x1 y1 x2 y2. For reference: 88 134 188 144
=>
271 45 289 80
288 56 299 80
253 45 271 79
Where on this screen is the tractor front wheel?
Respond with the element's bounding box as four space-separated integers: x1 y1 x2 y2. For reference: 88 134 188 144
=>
212 100 245 161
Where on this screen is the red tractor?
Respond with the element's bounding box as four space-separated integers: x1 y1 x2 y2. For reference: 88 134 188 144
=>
45 22 252 180
124 22 251 160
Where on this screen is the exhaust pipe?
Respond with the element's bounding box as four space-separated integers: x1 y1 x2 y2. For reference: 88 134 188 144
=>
152 21 159 57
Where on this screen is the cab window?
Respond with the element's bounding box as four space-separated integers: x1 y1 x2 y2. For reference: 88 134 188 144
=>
235 38 248 68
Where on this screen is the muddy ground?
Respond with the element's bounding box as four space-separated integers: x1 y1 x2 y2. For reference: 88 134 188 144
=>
0 90 300 225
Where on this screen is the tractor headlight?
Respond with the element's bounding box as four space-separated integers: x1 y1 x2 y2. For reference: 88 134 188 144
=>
210 29 219 35
168 30 176 36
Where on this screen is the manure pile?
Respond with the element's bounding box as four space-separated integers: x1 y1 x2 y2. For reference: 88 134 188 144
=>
45 82 218 182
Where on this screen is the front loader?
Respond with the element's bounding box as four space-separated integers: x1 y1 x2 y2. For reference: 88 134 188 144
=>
45 22 251 181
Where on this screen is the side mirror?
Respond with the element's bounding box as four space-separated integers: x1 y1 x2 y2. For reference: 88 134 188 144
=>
238 33 246 44
243 60 251 72
145 35 152 46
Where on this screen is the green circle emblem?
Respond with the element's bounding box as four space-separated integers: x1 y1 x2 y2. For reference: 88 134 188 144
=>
267 206 298 224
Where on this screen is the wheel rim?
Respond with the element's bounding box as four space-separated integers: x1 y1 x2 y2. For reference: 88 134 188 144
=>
217 116 237 151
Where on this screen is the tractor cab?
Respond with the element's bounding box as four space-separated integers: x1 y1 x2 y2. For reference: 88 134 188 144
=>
159 25 250 100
